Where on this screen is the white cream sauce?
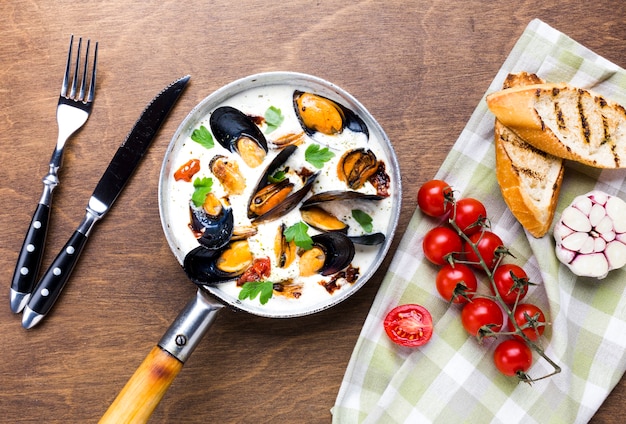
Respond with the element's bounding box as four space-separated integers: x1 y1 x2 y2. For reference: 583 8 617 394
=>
163 84 395 314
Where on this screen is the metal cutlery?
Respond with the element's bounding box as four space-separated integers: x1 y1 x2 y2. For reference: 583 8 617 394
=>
10 35 98 313
21 75 191 329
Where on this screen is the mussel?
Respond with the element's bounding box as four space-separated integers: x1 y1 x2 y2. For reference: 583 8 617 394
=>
210 155 246 195
299 232 355 277
274 223 297 268
337 148 379 190
248 144 318 223
183 240 253 285
293 91 369 138
300 190 386 246
189 195 234 250
209 106 268 168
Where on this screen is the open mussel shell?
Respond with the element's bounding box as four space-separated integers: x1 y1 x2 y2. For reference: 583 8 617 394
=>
293 90 369 138
189 203 234 250
301 190 384 207
248 144 318 223
183 240 252 286
307 232 356 276
209 106 268 167
349 232 385 245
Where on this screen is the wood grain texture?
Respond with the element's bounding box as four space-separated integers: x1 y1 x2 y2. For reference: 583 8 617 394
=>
1 1 624 422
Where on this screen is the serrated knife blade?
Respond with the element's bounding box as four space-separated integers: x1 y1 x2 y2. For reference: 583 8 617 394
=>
21 75 190 329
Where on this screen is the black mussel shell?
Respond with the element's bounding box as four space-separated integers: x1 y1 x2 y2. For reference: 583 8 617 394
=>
301 190 384 208
349 232 385 246
293 90 369 138
183 246 239 286
189 204 234 250
252 172 318 223
209 106 268 155
312 232 355 276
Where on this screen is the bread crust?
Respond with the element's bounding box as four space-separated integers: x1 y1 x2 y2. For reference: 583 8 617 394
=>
487 83 626 168
493 72 564 237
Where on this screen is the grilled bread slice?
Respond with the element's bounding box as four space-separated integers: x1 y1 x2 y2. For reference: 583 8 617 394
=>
494 72 564 237
487 81 626 168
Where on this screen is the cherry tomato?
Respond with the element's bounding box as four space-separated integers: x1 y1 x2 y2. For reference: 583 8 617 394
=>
417 180 453 217
237 257 271 285
460 298 503 337
508 303 546 342
464 230 504 270
423 227 463 265
492 264 529 304
494 339 533 377
174 158 201 182
383 304 433 347
436 263 478 304
453 198 487 235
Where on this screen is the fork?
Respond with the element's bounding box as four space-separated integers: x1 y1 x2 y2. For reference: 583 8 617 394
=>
10 35 98 313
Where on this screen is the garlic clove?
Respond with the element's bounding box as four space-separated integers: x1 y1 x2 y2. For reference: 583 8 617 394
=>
554 190 626 279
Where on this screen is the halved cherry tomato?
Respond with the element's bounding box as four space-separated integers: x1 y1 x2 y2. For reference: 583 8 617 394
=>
423 226 463 265
492 264 529 304
494 338 533 377
174 158 201 182
383 304 433 347
464 230 504 270
435 263 477 304
417 180 453 217
460 297 503 337
453 197 487 235
508 303 546 342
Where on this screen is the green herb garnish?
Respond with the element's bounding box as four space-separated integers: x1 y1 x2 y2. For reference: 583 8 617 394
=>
238 281 274 304
191 177 213 206
352 209 373 232
191 125 214 149
284 221 313 250
268 169 287 183
264 106 284 134
305 144 335 169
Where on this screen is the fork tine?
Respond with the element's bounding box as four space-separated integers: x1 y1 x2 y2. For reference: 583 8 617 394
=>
78 40 90 102
60 34 74 98
86 42 98 104
69 37 82 99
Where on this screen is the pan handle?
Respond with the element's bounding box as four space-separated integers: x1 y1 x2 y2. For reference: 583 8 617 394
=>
99 289 224 424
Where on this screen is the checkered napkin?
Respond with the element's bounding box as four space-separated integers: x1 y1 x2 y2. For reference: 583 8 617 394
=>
332 19 626 424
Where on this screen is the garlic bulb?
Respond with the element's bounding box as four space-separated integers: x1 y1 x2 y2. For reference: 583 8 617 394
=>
554 190 626 279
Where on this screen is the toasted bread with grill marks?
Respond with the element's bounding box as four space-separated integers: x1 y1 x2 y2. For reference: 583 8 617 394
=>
494 72 564 237
487 80 626 168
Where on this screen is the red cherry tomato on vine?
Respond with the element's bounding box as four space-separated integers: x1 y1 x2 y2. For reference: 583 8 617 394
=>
508 303 546 342
464 230 504 270
453 197 487 235
383 304 433 347
492 264 529 304
460 298 503 337
436 263 477 304
423 227 463 265
417 180 453 217
493 339 533 377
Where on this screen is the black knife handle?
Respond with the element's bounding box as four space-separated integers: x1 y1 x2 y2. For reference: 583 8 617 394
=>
10 204 51 305
27 230 89 317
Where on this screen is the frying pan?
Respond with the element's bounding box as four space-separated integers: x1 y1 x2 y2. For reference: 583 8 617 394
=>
99 72 401 423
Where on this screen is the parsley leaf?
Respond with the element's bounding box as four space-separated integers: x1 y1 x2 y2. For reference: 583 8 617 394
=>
284 221 313 250
352 209 373 232
191 177 213 207
238 281 274 304
264 106 284 134
191 125 214 149
305 144 335 169
268 170 286 183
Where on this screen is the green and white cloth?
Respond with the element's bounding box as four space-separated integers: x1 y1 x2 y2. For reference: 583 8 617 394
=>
332 19 626 424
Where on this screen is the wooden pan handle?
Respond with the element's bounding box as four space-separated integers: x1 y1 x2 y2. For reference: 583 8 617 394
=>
100 289 224 423
99 346 183 423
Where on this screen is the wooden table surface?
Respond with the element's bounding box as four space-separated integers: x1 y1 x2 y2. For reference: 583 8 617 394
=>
2 1 625 422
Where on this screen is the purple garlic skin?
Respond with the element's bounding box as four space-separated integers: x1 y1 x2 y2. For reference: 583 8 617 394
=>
554 190 626 279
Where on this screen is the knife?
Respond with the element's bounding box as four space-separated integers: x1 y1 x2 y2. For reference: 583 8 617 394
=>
21 75 190 329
